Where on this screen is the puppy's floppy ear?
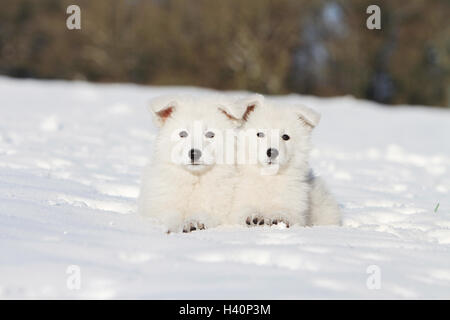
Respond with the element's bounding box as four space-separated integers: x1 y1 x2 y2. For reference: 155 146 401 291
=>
295 105 321 129
219 93 264 122
148 95 178 127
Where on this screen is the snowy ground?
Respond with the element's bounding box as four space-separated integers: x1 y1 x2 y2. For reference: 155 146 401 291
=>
0 76 449 299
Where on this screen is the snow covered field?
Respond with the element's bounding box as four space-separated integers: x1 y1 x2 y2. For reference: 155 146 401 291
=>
0 76 449 299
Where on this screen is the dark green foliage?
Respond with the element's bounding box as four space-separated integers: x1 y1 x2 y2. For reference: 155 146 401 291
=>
0 0 448 106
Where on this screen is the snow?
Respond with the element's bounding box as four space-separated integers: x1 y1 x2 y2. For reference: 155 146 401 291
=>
0 76 449 299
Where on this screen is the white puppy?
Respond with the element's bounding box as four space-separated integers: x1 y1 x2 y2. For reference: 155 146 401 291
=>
228 94 341 227
138 94 240 232
308 172 341 226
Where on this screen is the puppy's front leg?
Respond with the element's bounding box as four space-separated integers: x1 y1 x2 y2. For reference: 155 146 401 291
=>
182 210 212 233
245 214 291 227
245 214 273 226
182 220 206 233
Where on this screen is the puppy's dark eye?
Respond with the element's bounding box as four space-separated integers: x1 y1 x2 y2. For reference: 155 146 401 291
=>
282 134 290 141
257 132 265 138
179 131 188 138
205 131 215 138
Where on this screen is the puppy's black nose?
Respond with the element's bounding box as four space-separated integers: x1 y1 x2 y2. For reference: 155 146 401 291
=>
267 148 279 159
189 148 202 161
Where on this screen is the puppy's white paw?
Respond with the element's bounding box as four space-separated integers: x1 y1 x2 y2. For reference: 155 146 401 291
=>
245 215 267 226
245 215 290 228
182 220 206 233
271 217 290 228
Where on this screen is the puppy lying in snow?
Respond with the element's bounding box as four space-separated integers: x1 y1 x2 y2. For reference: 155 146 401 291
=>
227 94 341 227
138 94 240 233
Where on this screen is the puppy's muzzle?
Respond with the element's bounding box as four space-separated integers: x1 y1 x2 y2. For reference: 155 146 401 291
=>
189 148 202 162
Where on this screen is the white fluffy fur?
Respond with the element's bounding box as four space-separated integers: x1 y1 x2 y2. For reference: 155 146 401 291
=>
139 93 340 232
307 174 341 225
138 94 240 232
228 95 341 227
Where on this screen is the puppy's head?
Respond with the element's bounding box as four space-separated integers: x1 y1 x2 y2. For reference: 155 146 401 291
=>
232 94 320 173
149 94 239 174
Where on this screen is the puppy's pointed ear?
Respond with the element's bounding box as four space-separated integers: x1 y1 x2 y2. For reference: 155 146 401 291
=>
148 96 178 127
219 94 264 122
295 105 321 129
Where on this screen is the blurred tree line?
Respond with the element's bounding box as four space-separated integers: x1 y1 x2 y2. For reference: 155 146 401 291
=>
0 0 448 107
